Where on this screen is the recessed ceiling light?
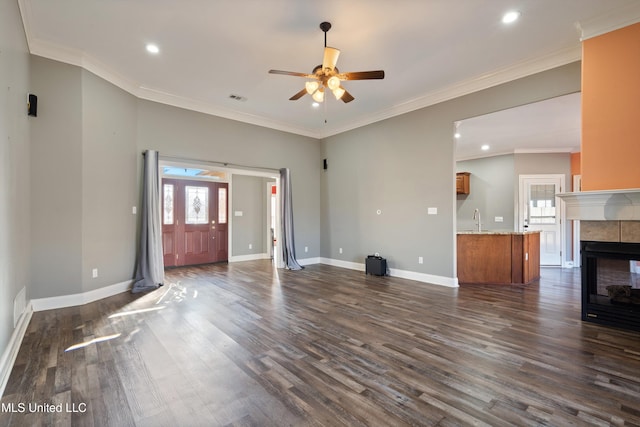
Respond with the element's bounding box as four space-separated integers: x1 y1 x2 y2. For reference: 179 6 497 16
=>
312 102 320 108
481 144 490 151
146 43 160 54
502 11 521 24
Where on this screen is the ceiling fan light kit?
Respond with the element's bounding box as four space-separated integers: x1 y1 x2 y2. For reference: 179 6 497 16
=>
312 88 325 103
269 21 385 104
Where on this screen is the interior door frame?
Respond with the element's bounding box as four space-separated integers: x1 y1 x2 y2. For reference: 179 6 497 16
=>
518 174 566 267
159 158 281 267
266 181 277 260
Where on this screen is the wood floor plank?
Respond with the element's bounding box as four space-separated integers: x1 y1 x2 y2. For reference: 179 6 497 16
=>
3 261 640 426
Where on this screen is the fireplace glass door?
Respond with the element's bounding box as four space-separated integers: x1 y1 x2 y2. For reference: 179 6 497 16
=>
582 241 640 331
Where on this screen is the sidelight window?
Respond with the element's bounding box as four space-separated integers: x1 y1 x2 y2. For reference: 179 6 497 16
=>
218 187 227 224
163 184 174 225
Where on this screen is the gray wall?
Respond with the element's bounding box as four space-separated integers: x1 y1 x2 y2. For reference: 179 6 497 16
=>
81 70 138 291
231 174 269 257
30 57 84 298
0 0 31 362
136 100 321 258
457 154 516 231
456 152 573 259
321 62 581 279
29 58 139 298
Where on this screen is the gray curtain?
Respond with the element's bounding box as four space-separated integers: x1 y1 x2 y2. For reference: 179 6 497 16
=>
132 150 164 293
279 168 303 270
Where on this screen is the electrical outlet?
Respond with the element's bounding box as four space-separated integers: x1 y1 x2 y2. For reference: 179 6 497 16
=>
495 216 504 222
92 268 98 278
305 246 308 253
249 243 252 249
418 256 424 264
132 206 137 214
339 247 343 254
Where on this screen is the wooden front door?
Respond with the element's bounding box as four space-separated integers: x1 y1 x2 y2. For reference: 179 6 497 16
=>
162 179 228 267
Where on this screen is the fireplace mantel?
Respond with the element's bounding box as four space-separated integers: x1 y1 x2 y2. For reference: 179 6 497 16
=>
557 189 640 221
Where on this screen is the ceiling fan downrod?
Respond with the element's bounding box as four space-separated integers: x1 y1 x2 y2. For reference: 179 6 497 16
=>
320 21 331 47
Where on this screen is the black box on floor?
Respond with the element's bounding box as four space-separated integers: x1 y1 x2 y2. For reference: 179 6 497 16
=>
365 255 387 276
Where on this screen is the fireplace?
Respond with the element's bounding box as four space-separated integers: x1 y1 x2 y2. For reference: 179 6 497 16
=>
582 240 640 331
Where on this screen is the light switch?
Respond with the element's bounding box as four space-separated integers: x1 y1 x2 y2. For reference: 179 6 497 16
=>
495 216 504 222
428 207 438 215
234 211 243 217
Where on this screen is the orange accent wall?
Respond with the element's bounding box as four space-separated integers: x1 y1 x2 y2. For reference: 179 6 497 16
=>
570 152 581 177
582 23 640 190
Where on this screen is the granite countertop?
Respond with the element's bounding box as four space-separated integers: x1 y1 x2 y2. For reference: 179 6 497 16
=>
456 230 541 235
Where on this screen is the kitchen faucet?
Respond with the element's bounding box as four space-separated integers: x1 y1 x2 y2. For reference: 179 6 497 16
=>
473 208 482 232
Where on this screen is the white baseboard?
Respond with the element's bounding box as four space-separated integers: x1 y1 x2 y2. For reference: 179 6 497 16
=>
315 257 458 287
0 302 33 398
298 257 321 266
319 257 365 271
229 253 270 263
31 280 133 312
388 268 459 288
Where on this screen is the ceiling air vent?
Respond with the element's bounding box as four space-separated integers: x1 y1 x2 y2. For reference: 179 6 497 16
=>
228 94 247 102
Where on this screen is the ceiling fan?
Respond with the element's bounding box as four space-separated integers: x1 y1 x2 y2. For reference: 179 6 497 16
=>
269 22 385 104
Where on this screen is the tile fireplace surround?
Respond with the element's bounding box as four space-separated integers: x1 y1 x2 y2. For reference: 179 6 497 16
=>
558 188 640 243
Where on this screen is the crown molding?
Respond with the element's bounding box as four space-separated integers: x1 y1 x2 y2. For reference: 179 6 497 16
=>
319 45 581 138
27 38 322 138
136 86 321 138
17 0 585 140
579 3 640 40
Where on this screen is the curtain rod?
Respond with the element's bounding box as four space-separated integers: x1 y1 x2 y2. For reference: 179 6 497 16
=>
154 153 280 173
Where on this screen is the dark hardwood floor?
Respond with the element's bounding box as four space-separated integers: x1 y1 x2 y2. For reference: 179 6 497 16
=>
2 261 640 426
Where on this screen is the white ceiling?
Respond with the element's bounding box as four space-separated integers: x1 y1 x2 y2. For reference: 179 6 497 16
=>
455 92 581 161
18 0 640 142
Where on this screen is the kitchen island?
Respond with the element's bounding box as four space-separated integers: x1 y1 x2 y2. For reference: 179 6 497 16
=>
457 231 541 285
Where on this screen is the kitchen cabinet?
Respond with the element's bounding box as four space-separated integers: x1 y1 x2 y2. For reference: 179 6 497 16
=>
457 231 540 284
456 172 470 194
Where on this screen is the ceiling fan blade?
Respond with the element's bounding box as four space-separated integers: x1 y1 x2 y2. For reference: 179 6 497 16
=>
340 89 355 103
289 88 308 101
340 70 385 80
269 69 315 78
322 47 340 71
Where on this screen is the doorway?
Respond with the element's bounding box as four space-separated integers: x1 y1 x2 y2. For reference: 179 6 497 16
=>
162 178 229 267
519 174 565 266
